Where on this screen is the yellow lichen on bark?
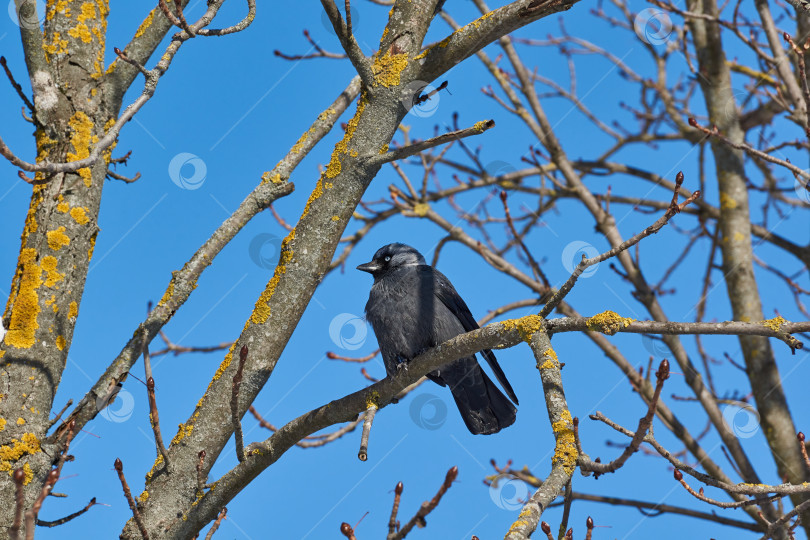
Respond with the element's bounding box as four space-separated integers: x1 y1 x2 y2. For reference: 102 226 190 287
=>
586 310 634 336
502 314 544 343
372 50 408 87
250 230 295 325
261 172 283 185
412 203 429 216
22 462 33 485
551 409 578 475
69 206 90 224
0 433 42 474
46 0 70 20
41 256 64 287
719 192 738 210
324 94 368 180
56 335 66 350
88 233 97 261
134 9 155 38
537 347 559 370
67 111 97 187
4 249 43 349
43 32 69 58
68 301 78 319
46 227 70 251
762 316 787 332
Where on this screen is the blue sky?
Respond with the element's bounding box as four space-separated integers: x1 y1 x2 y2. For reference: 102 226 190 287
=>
1 1 809 538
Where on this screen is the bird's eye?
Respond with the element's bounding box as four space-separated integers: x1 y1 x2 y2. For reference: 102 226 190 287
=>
384 255 392 262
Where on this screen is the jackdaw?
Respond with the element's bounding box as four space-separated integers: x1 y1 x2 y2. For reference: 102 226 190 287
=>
357 243 518 435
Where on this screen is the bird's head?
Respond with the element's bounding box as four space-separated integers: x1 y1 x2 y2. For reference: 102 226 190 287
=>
356 243 426 276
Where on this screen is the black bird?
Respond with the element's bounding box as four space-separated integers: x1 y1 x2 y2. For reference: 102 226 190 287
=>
357 243 518 435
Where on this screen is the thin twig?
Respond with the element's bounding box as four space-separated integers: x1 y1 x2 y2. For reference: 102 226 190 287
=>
373 120 495 165
389 466 458 540
540 172 700 318
36 497 97 527
25 469 59 540
388 481 403 535
115 459 149 539
581 359 670 475
204 507 227 540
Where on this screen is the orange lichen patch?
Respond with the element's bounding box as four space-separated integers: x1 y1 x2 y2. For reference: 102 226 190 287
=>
22 462 33 485
56 201 69 213
502 314 544 343
43 32 69 58
412 203 429 216
67 22 93 43
537 347 559 370
67 111 97 187
291 132 309 154
0 433 42 474
473 120 489 132
145 454 163 484
250 230 295 325
261 172 283 185
506 505 534 535
69 207 90 224
372 49 408 88
101 117 116 160
46 0 71 20
68 301 78 319
138 490 149 502
379 144 389 154
0 418 6 431
211 345 236 385
719 192 738 210
56 335 66 350
157 279 176 308
46 227 70 251
134 9 155 38
16 418 25 426
324 94 368 180
41 256 64 287
331 215 340 222
762 316 787 332
88 233 97 261
170 421 195 446
586 310 633 336
365 391 381 409
551 409 577 475
4 249 42 349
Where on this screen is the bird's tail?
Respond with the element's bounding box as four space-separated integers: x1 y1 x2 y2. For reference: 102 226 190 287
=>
447 361 517 435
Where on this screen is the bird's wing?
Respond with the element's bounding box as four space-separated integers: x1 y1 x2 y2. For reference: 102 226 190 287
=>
428 267 519 405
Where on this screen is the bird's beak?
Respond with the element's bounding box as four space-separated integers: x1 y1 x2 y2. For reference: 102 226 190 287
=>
356 261 380 273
